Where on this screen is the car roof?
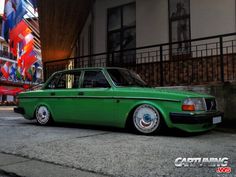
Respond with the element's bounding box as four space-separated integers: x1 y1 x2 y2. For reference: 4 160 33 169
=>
54 67 127 74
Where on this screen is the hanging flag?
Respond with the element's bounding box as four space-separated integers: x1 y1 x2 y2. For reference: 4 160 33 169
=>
10 40 18 56
1 0 15 42
9 63 17 81
1 18 9 42
11 0 27 25
1 61 11 79
16 66 22 80
18 33 34 55
9 20 31 56
21 49 37 71
25 68 33 81
3 0 15 29
1 0 27 42
17 57 23 68
9 20 31 44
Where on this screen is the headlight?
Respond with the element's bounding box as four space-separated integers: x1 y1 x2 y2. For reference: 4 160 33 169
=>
182 98 206 111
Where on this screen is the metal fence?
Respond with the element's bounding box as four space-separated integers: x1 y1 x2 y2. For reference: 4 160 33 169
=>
44 33 236 86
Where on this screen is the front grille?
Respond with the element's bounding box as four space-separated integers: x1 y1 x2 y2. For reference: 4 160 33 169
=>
205 98 217 111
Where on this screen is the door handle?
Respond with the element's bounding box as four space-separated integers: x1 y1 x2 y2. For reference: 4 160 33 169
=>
50 92 55 96
78 92 84 96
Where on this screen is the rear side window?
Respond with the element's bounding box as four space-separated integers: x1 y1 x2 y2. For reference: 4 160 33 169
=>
45 71 81 89
82 71 110 88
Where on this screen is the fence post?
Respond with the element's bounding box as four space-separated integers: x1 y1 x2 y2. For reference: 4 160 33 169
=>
106 52 113 67
112 52 114 66
219 36 224 83
160 45 164 86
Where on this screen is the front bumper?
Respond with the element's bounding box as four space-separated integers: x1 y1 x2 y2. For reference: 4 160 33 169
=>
14 107 25 114
170 111 223 124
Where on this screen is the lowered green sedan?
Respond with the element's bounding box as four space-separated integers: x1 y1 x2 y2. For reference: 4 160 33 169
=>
14 67 223 134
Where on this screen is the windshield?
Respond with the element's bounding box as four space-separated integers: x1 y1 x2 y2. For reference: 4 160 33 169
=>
107 69 147 87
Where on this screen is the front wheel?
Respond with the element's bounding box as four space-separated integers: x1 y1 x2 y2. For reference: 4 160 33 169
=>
35 105 53 125
132 104 162 134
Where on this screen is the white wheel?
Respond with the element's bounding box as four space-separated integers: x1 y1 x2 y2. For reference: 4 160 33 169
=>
133 104 161 134
36 106 52 125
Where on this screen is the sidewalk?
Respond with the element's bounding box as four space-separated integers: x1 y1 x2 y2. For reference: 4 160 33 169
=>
0 107 14 111
0 152 108 177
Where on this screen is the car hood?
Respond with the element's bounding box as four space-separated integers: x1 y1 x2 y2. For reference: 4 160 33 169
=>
114 87 213 100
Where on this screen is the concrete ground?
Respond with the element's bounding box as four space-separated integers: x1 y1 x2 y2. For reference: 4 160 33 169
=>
0 106 235 177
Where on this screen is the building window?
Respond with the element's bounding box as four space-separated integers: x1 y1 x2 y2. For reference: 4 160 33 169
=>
2 46 9 58
3 46 8 52
107 3 136 65
169 0 191 56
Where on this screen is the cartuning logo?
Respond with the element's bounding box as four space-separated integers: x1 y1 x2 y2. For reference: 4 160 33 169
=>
175 157 229 167
174 157 232 174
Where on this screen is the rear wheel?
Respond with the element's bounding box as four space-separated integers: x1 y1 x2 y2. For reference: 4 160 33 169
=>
132 104 162 134
35 105 53 125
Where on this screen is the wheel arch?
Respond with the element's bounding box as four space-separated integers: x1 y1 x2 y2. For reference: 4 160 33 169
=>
125 100 169 129
34 103 55 121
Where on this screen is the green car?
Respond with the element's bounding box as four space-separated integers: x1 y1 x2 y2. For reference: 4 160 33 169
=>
14 67 223 134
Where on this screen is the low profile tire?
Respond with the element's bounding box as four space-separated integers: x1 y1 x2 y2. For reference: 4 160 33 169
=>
132 104 162 134
35 105 53 125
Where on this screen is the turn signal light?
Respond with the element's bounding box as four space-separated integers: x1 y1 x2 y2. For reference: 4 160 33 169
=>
182 105 195 111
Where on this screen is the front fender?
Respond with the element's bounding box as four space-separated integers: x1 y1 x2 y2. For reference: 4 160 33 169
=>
117 100 172 128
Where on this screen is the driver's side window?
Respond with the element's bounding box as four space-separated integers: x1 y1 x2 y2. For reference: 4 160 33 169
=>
45 71 81 89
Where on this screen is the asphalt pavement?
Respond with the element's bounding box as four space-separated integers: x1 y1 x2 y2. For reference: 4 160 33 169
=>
0 106 235 177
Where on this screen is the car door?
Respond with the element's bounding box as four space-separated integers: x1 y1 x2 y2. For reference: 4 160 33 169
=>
43 70 83 122
74 70 115 126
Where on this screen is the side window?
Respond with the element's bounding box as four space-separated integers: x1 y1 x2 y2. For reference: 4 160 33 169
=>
45 71 81 89
57 74 67 89
82 71 110 88
57 72 81 89
45 74 60 89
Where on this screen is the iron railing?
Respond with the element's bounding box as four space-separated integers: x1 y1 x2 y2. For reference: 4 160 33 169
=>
44 32 236 86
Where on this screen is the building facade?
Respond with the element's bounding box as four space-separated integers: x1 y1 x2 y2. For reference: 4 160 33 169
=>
74 0 235 57
42 0 232 87
0 16 43 105
43 0 236 87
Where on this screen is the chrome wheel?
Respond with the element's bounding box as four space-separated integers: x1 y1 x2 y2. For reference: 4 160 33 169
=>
36 106 51 125
133 104 160 134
